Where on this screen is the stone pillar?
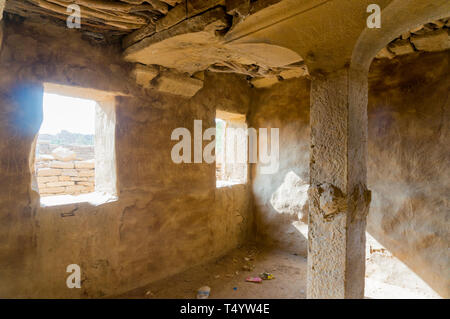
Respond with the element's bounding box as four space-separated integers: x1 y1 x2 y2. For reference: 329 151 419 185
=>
0 0 5 51
0 0 4 19
307 67 371 299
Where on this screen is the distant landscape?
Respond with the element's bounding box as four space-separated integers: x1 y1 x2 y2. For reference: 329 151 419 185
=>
38 130 94 146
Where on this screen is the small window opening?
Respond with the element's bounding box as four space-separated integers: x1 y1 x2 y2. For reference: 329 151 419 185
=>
34 84 117 206
215 110 247 187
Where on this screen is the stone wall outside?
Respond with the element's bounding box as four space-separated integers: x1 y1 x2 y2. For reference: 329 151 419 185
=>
36 155 95 197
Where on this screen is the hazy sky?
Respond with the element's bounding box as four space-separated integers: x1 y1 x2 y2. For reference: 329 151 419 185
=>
40 93 96 135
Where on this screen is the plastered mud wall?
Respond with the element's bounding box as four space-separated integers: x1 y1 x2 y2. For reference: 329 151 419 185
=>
248 78 310 255
0 20 252 298
250 51 449 298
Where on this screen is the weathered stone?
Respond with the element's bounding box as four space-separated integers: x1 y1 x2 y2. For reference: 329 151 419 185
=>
49 160 74 169
37 154 54 161
251 76 279 88
411 29 450 52
61 169 78 176
156 2 187 32
39 187 65 194
76 182 95 187
226 0 249 14
51 147 76 162
122 24 156 49
0 0 4 20
187 0 225 17
160 0 182 6
279 67 308 80
375 47 395 59
74 159 95 169
132 64 159 88
192 71 204 81
249 0 283 14
37 168 62 177
154 70 203 97
71 177 89 182
78 169 95 177
124 7 230 72
59 175 72 181
46 181 75 187
130 6 228 49
401 31 411 40
308 68 370 299
388 39 415 56
37 176 58 183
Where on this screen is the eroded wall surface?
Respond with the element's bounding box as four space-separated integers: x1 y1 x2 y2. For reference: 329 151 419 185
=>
249 78 310 255
250 51 449 297
0 20 252 298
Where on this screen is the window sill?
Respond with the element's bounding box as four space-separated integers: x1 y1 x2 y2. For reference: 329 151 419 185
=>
216 180 245 188
40 191 117 207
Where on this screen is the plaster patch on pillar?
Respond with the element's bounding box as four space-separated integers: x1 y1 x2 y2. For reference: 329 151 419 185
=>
308 183 347 222
349 184 371 222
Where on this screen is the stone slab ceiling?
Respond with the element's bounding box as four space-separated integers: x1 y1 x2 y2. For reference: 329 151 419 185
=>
3 0 450 90
4 0 181 39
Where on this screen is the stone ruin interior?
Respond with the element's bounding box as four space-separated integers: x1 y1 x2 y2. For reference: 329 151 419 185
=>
0 0 449 299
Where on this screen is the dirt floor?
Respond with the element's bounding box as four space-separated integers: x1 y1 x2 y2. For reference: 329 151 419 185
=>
118 238 441 299
117 244 306 299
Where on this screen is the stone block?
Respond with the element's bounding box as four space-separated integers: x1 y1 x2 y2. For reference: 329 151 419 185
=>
37 168 62 177
375 47 395 59
37 154 54 161
46 181 75 187
251 76 279 88
50 161 74 169
155 71 204 97
156 2 187 32
160 0 183 6
71 177 89 182
187 0 225 17
62 169 78 176
76 182 95 187
411 29 450 52
78 169 95 177
59 175 72 181
37 176 59 183
74 160 95 169
279 67 308 80
132 64 159 88
39 187 66 194
388 39 415 56
52 147 76 162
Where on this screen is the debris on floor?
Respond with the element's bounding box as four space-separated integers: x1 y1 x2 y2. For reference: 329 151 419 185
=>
260 272 274 280
246 276 263 283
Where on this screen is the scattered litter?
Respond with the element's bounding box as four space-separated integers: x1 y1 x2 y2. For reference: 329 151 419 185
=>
145 290 154 297
233 287 238 291
214 275 220 279
259 272 274 280
235 271 239 275
197 286 211 299
244 257 251 261
246 276 262 283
